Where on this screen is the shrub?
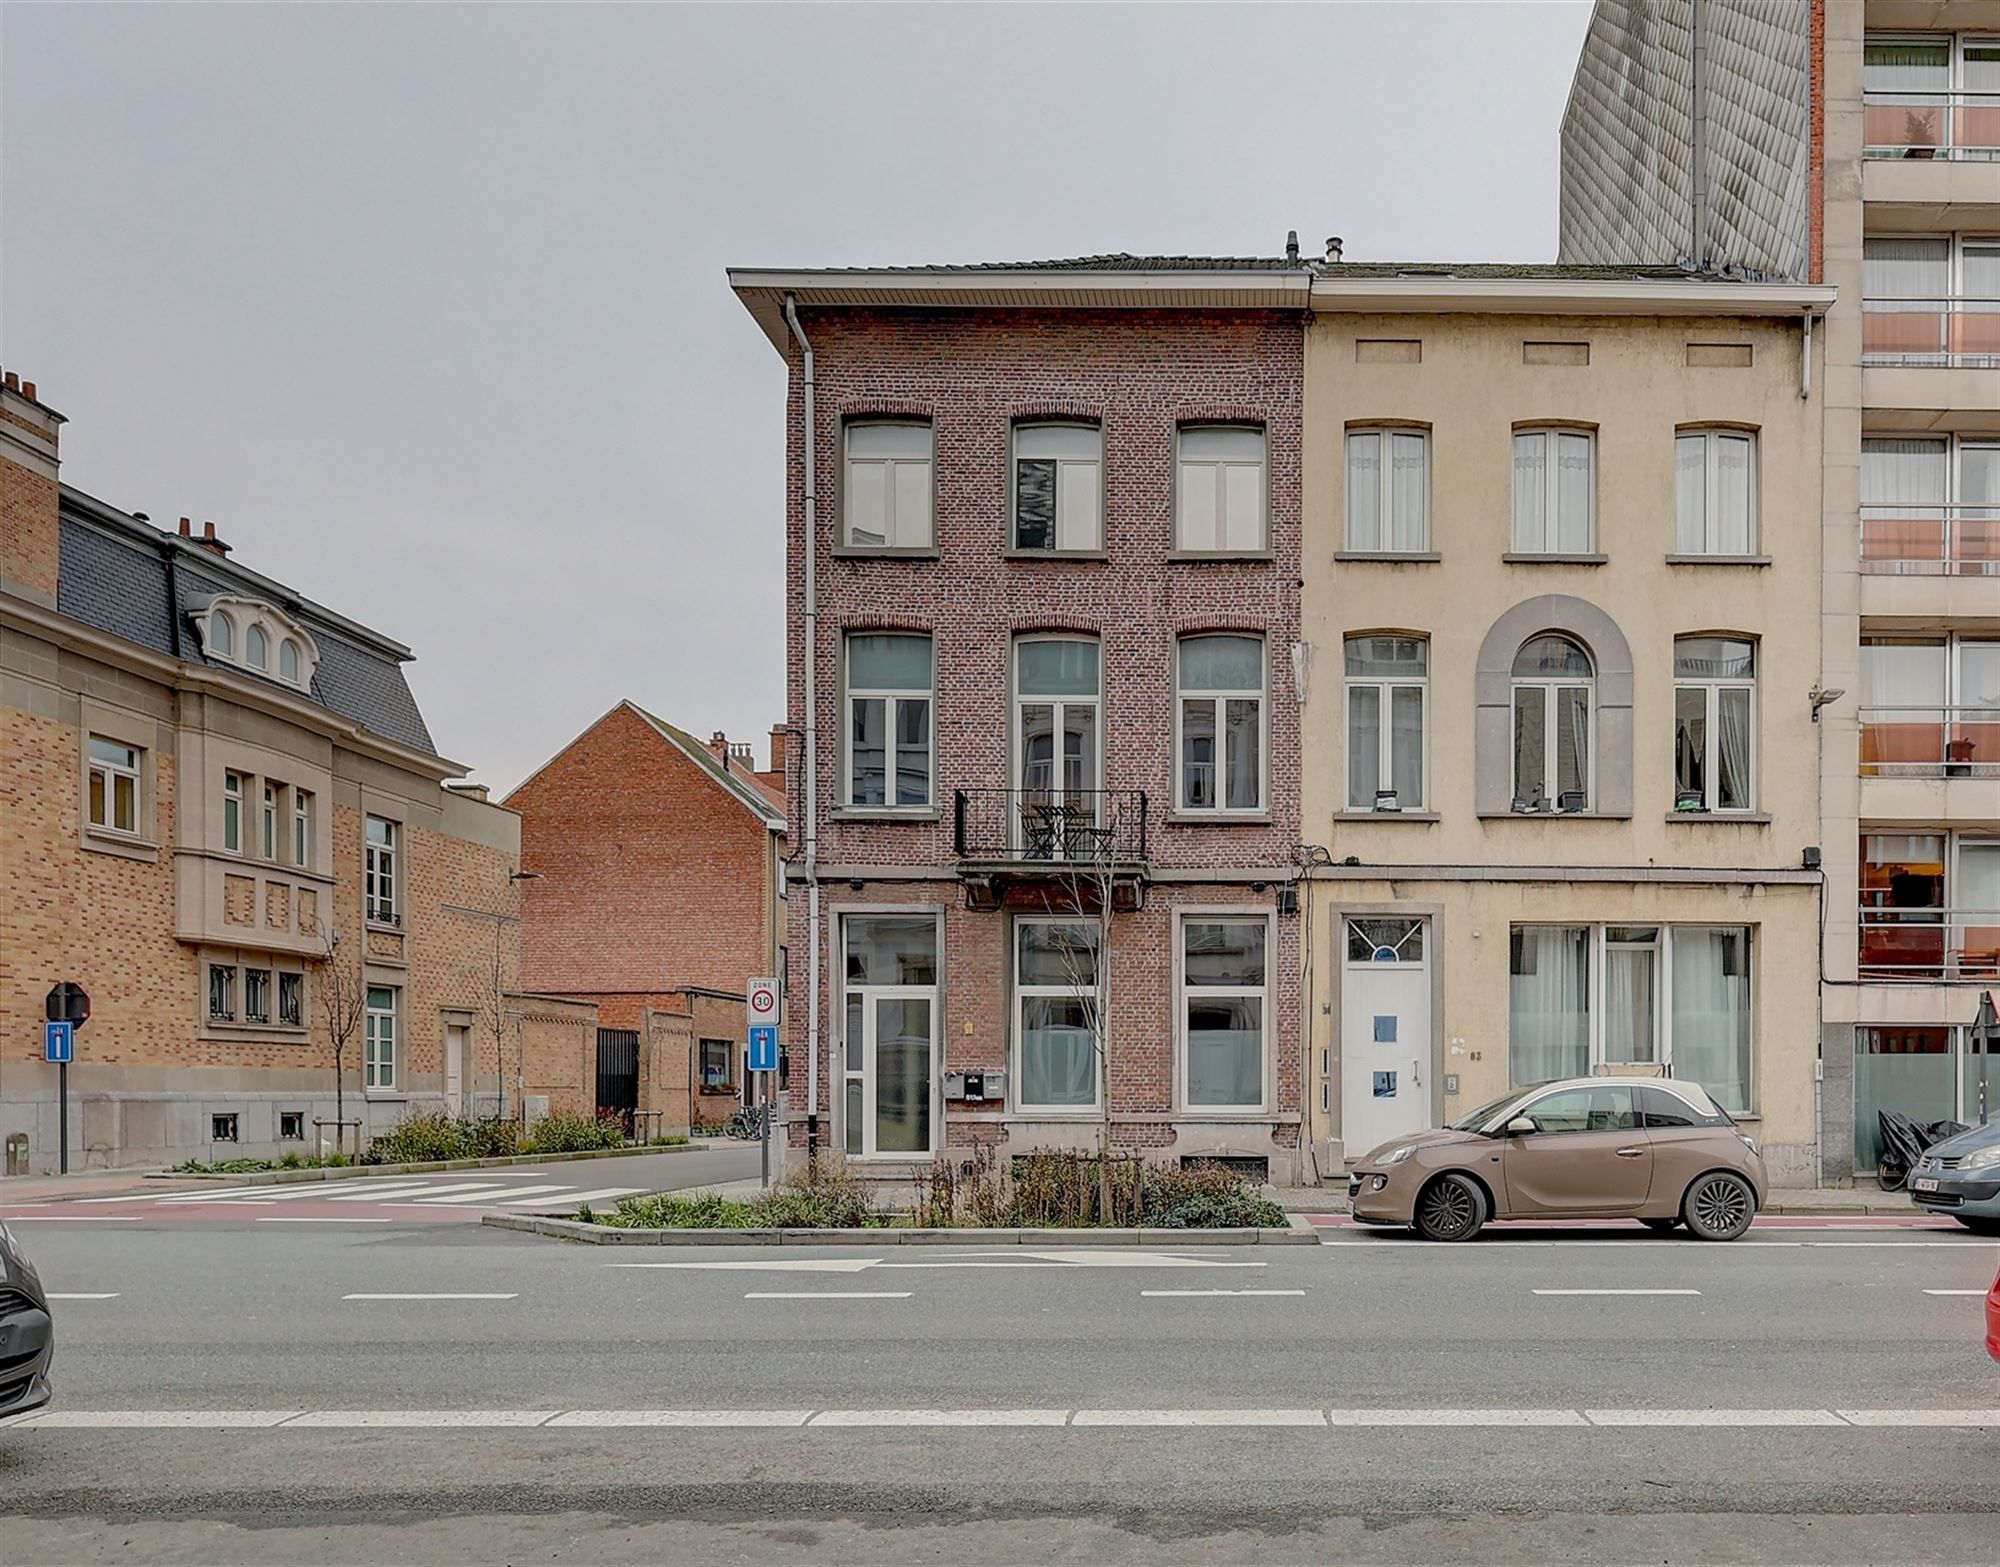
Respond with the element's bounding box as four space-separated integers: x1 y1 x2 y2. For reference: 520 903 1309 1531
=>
597 1159 884 1230
1137 1160 1286 1229
523 1112 627 1154
647 1133 690 1147
362 1113 519 1165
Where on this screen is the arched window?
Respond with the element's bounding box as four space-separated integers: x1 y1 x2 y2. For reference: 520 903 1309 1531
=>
210 613 234 658
244 623 268 669
1511 634 1594 811
279 639 302 684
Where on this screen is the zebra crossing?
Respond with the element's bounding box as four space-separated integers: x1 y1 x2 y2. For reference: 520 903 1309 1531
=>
62 1174 650 1214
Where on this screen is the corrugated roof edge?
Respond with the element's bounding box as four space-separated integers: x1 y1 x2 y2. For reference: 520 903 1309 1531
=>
59 486 416 663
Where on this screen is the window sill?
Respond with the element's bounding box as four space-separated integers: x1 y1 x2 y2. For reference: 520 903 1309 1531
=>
1334 550 1441 564
1477 810 1632 822
82 829 160 863
1502 552 1607 566
1165 811 1272 826
1334 810 1441 823
1005 549 1109 563
830 807 941 822
365 918 405 934
1166 549 1275 563
201 1020 312 1044
1664 811 1771 825
831 545 941 561
1664 553 1771 566
363 1091 407 1103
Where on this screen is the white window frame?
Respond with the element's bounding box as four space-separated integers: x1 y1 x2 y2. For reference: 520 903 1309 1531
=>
1013 635 1104 807
1508 923 1756 1106
1175 635 1267 815
365 815 400 926
1343 635 1429 811
1013 916 1103 1115
293 788 313 868
1674 428 1759 556
1011 423 1103 552
1510 639 1597 811
842 420 935 550
87 736 142 836
1511 427 1596 554
261 783 279 861
223 772 244 854
1174 908 1274 1115
365 986 398 1091
244 622 269 670
843 633 934 810
1175 425 1268 553
1344 427 1431 552
1673 636 1758 814
838 909 943 1160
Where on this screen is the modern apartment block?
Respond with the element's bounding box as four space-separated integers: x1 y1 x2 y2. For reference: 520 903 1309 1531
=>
1300 265 1833 1186
730 262 1311 1181
1561 0 2000 1183
0 371 574 1171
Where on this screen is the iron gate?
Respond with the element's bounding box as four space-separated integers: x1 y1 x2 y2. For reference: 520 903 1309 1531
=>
595 1028 639 1131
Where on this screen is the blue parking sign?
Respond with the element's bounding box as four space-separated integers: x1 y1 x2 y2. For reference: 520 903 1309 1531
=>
746 1024 779 1073
44 1020 75 1064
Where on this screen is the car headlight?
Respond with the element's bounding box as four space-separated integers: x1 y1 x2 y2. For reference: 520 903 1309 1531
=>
1958 1144 2000 1171
1738 1134 1759 1154
1379 1145 1417 1167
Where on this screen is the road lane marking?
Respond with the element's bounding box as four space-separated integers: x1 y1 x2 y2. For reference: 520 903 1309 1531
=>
156 1180 391 1203
744 1291 912 1300
608 1259 881 1272
502 1188 645 1207
0 1215 130 1222
1140 1289 1305 1297
197 1183 449 1205
409 1184 573 1205
1837 1409 2000 1427
1921 1289 1989 1295
326 1184 507 1203
341 1293 518 1301
808 1409 1070 1427
255 1217 393 1224
1326 1409 1587 1426
22 1411 305 1428
1073 1409 1325 1426
282 1410 559 1427
547 1410 814 1427
1533 1288 1702 1296
1584 1409 1848 1427
45 1292 120 1300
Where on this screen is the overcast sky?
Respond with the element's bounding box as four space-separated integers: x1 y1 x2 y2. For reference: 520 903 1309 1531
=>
2 2 1589 793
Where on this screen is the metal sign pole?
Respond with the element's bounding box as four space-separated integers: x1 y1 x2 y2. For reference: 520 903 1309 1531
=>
59 1059 68 1175
761 1075 771 1189
1976 991 1996 1128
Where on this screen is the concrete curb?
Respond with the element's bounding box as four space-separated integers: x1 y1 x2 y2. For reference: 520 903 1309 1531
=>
145 1142 717 1187
483 1214 1320 1246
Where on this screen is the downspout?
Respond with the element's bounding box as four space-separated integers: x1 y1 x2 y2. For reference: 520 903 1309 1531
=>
1800 305 1814 399
783 293 822 1161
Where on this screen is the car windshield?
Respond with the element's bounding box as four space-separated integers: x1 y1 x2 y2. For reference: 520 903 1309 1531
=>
1449 1088 1541 1132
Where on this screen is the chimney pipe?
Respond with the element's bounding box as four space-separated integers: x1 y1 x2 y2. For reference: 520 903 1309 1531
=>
193 520 232 557
1284 230 1299 263
21 382 35 401
768 725 789 777
2 372 17 391
1325 236 1344 263
178 518 192 537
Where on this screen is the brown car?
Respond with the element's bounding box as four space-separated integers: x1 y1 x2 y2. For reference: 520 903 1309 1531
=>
1348 1078 1767 1242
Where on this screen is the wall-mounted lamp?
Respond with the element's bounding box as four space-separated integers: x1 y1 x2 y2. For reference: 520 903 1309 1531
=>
1808 686 1845 722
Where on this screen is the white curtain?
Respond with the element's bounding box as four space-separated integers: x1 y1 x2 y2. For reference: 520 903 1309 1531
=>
1559 685 1590 800
1557 433 1592 551
1861 438 1948 507
1347 686 1380 807
1389 434 1427 550
1347 434 1381 550
1604 947 1657 1063
1671 928 1751 1114
1674 435 1707 553
1510 927 1589 1084
1513 434 1545 551
1717 687 1753 808
1864 238 1949 301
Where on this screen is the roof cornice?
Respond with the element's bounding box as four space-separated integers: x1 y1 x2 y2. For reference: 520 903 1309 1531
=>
1309 276 1837 316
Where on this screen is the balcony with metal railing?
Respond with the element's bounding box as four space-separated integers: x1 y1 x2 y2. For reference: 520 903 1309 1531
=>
952 788 1149 869
1860 503 2000 575
1861 297 2000 367
1859 706 2000 777
1864 90 2000 161
1858 903 2000 981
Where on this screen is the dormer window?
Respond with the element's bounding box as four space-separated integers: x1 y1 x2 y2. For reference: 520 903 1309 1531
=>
197 596 318 693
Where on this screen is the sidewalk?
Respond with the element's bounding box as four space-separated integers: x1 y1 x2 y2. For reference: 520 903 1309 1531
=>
1264 1183 1925 1217
0 1167 175 1204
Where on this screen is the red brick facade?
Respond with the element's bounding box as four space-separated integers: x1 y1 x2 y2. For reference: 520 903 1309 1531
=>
778 306 1305 1179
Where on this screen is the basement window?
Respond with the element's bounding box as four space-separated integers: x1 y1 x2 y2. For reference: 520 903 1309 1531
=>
211 1114 240 1143
279 1111 305 1140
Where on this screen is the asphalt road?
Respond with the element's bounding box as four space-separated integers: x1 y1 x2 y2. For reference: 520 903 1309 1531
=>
2 1220 1997 1565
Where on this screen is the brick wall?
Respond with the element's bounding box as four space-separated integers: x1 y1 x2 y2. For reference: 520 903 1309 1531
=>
508 704 775 998
513 995 597 1120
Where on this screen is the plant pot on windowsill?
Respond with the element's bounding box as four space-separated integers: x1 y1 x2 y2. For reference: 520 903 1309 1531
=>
699 1082 738 1096
1675 791 1707 813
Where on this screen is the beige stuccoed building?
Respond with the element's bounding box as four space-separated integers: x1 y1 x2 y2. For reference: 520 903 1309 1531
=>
1298 265 1835 1187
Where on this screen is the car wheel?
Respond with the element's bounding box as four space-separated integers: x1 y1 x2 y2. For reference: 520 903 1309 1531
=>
1682 1171 1756 1241
1412 1173 1487 1243
1641 1218 1681 1234
1956 1216 2000 1237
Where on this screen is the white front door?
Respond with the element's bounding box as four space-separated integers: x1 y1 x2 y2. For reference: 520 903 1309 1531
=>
1340 916 1434 1157
444 1023 468 1116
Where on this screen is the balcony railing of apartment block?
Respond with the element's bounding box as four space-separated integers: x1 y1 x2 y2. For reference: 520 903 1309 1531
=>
1863 92 2000 160
1860 504 2000 574
1862 297 2000 366
952 788 1149 866
1859 706 2000 776
1858 904 2000 980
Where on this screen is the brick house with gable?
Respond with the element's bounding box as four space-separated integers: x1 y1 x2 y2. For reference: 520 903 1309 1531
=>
729 256 1311 1182
505 702 786 1131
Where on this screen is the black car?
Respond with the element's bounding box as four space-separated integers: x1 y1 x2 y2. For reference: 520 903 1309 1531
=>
0 1219 53 1419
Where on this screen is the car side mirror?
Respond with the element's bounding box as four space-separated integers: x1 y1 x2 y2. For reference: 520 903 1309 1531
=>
1504 1116 1538 1137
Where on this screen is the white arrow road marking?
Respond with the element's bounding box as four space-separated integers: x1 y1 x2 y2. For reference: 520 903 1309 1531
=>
606 1258 882 1273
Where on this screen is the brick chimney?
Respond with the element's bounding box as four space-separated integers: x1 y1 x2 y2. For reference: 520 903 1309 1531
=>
190 519 232 558
767 725 788 777
0 368 66 607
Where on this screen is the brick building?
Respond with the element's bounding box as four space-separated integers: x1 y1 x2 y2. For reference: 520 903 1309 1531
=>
729 260 1311 1181
505 702 786 1132
1 370 574 1171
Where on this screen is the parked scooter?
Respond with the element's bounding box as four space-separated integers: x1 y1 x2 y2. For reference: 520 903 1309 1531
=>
1877 1110 1970 1190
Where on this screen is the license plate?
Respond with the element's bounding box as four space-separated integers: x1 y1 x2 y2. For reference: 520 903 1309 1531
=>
1913 1177 1939 1192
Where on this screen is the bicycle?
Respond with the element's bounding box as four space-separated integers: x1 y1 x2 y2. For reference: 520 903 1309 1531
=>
724 1101 774 1140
